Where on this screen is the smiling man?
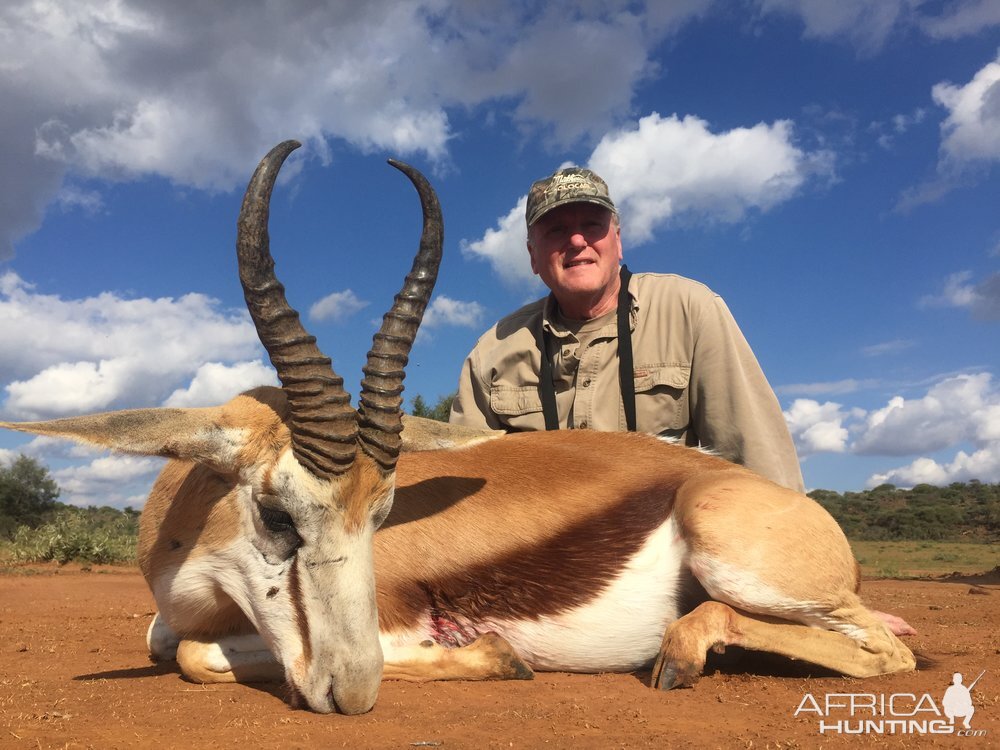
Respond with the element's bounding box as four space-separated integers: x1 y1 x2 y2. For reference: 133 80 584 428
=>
450 167 804 492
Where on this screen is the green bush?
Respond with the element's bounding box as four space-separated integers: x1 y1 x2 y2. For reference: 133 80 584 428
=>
811 481 1000 543
409 392 456 422
9 507 138 565
0 455 60 538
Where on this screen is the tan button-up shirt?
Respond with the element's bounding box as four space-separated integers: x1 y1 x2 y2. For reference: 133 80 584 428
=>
449 272 804 492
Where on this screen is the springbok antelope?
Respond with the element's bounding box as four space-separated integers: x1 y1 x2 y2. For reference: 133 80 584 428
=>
1 141 915 715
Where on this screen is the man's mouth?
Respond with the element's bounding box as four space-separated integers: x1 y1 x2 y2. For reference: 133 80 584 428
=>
564 259 593 268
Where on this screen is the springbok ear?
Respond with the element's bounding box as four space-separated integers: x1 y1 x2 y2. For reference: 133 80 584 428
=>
399 415 503 452
0 406 251 477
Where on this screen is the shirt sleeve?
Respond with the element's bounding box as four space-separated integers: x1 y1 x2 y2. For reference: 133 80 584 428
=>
449 346 500 430
688 295 805 492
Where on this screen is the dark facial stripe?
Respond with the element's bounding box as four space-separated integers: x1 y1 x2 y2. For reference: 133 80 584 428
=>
288 557 312 663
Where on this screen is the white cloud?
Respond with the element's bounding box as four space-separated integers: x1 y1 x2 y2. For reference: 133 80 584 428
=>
4 1 998 259
591 114 833 242
892 108 928 133
6 360 135 417
7 435 103 461
756 0 1000 51
0 271 265 418
899 54 1000 209
783 399 863 455
1 0 716 259
933 54 1000 166
781 373 1000 486
163 361 278 408
460 195 540 288
463 112 832 284
861 339 916 357
920 270 978 308
776 378 876 396
52 454 164 509
921 270 1000 320
868 447 1000 487
756 0 908 53
421 295 485 329
919 0 1000 40
309 289 369 323
874 108 928 149
853 373 997 456
53 184 104 214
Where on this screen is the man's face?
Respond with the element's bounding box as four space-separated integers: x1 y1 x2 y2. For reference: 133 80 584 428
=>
527 202 622 318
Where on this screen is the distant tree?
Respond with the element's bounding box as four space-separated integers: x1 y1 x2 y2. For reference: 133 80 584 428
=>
410 394 429 417
409 392 456 423
811 481 999 542
0 455 61 538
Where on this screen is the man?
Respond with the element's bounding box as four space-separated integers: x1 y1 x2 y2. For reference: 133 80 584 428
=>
450 166 804 492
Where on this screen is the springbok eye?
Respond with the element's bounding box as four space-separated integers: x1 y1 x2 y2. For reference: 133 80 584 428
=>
254 502 302 563
258 504 296 533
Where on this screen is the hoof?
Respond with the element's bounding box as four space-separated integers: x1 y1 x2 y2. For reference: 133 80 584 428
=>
510 657 534 681
475 632 534 681
653 666 680 691
651 658 699 691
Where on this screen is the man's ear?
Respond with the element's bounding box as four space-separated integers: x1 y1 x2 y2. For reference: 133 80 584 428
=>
526 240 540 275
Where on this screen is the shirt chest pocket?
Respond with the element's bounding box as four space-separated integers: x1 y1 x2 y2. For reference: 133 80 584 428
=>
489 386 546 432
632 363 690 436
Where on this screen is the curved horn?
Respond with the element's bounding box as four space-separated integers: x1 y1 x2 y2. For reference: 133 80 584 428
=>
356 160 443 472
236 140 358 478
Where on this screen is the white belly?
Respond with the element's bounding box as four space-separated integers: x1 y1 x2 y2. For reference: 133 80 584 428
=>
483 517 687 672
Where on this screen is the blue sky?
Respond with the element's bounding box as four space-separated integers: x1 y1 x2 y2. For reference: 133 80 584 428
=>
1 1 999 508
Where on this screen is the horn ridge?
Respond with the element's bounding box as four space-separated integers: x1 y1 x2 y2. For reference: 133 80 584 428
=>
237 140 358 478
357 159 443 472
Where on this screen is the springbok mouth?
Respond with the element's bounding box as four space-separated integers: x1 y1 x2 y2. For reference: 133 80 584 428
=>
285 680 309 711
286 680 339 714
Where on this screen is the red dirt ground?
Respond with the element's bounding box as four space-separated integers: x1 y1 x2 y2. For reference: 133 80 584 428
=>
1 565 998 749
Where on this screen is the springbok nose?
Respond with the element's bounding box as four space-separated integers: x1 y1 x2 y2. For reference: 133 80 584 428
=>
327 675 379 715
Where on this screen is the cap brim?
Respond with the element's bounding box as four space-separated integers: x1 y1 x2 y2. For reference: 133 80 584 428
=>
527 196 617 227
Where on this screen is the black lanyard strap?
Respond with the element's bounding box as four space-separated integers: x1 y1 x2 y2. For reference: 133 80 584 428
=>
537 265 635 431
535 310 561 430
616 265 636 431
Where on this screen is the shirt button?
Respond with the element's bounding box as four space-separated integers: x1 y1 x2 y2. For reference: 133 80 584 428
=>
582 379 591 388
579 421 588 429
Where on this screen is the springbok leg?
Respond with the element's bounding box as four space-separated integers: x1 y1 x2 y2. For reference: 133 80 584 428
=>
176 634 283 684
382 632 534 682
651 600 916 689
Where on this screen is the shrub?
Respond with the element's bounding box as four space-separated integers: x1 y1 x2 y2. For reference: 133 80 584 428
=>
9 507 138 565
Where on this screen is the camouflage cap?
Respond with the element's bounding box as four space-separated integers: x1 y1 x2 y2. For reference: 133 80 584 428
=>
525 167 617 228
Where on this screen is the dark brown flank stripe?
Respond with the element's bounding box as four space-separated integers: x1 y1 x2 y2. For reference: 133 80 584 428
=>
288 557 312 663
377 484 674 632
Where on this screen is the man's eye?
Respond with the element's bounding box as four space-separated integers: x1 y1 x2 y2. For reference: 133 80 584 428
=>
259 505 295 533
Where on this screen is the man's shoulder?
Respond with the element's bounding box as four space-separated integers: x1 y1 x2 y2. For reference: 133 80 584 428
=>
467 296 545 352
491 296 547 339
631 272 721 306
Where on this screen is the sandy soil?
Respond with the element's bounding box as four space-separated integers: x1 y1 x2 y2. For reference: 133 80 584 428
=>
1 565 997 749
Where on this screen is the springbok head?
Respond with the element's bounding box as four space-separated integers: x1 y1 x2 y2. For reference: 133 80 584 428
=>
0 141 442 714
